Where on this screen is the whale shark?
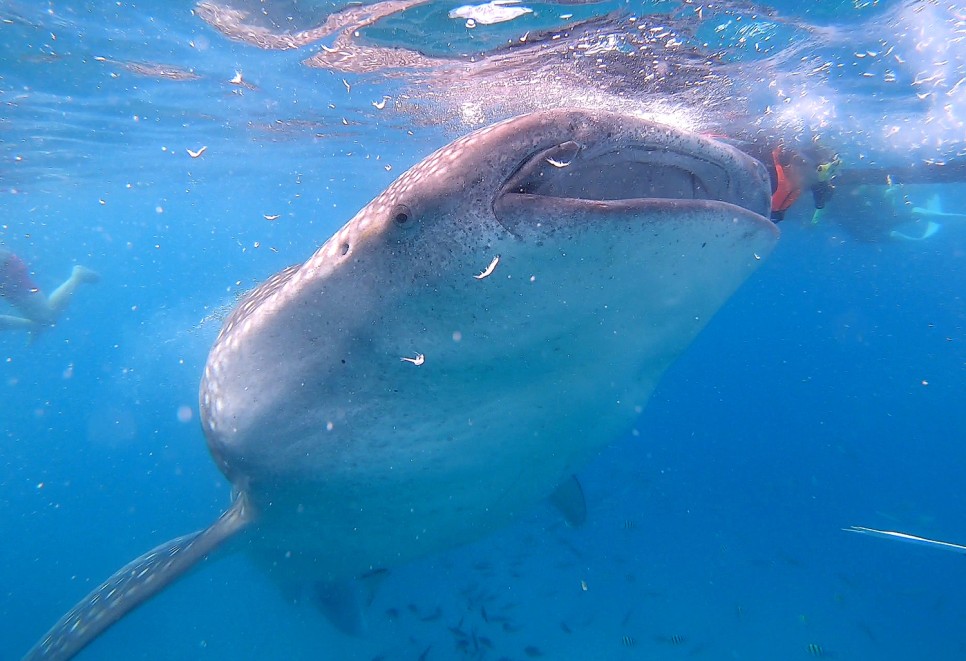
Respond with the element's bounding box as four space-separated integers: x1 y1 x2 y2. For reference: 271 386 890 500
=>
24 108 778 660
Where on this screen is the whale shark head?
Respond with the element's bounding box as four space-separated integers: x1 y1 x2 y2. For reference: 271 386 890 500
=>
26 108 777 661
202 109 773 478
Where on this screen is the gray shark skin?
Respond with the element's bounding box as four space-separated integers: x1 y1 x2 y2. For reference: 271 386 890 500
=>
24 108 777 661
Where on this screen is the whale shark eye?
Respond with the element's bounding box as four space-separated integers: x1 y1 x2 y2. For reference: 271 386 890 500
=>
391 204 413 227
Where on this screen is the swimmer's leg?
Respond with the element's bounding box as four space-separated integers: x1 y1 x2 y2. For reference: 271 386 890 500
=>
0 314 38 332
911 194 966 222
46 265 100 317
889 221 942 241
910 208 966 222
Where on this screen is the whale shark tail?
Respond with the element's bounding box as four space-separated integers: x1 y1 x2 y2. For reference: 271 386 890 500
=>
23 494 253 661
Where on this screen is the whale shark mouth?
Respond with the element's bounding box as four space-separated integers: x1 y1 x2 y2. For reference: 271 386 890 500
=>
494 137 772 232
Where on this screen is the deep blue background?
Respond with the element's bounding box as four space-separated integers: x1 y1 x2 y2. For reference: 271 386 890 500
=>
2 1 964 659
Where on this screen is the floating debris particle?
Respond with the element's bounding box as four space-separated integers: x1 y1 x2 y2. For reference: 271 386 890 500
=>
620 635 636 647
474 255 500 280
187 146 207 158
263 214 280 221
401 353 425 366
806 642 826 657
546 157 573 168
844 525 966 553
230 71 244 85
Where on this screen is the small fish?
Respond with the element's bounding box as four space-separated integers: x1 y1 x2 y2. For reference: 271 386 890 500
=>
384 607 399 619
524 645 544 658
447 620 467 638
620 635 636 647
474 255 500 280
480 606 489 623
560 621 572 634
401 354 425 366
186 146 207 158
656 634 687 646
416 645 431 661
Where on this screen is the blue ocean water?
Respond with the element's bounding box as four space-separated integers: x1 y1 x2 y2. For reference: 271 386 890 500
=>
2 1 964 659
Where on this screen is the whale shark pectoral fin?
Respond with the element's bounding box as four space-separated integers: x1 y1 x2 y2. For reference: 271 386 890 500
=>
310 568 388 637
23 493 254 661
550 475 587 528
358 567 389 607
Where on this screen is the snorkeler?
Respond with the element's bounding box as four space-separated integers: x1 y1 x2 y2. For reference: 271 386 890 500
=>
0 248 99 334
833 178 966 243
747 140 965 240
769 145 838 223
738 141 839 223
